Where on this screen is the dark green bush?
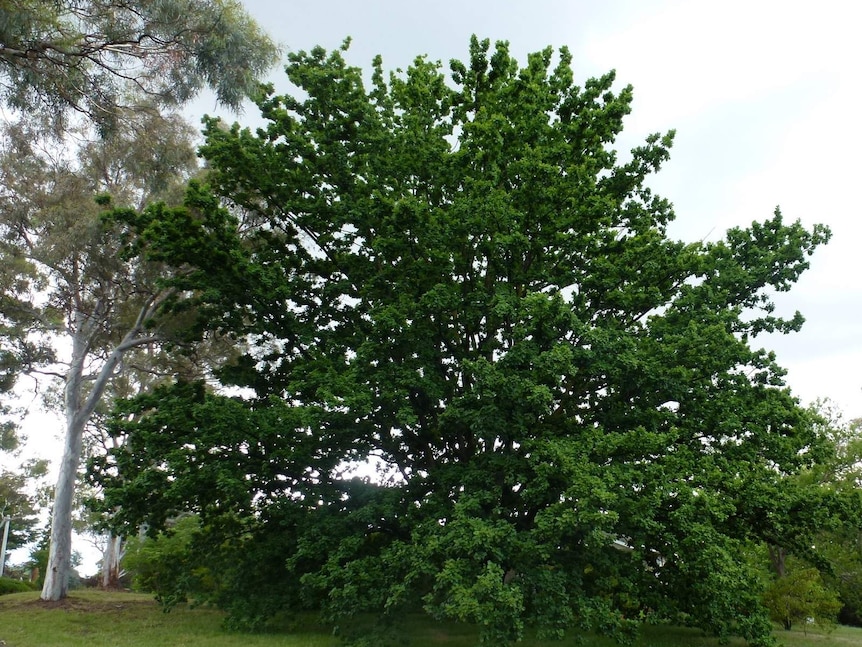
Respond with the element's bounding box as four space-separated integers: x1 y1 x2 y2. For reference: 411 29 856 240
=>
0 577 36 595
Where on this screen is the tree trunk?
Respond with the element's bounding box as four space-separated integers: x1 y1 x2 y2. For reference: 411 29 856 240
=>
100 533 124 589
42 306 116 600
768 544 787 578
41 409 86 599
41 321 90 601
40 300 156 601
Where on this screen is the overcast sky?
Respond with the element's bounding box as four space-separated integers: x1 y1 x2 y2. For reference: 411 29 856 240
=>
188 0 862 417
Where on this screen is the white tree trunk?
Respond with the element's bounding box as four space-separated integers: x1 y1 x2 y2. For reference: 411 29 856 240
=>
41 300 158 601
40 413 85 600
41 308 91 601
100 533 124 589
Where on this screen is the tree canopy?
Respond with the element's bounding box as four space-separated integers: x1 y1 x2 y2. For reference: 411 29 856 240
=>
91 37 841 645
0 0 278 130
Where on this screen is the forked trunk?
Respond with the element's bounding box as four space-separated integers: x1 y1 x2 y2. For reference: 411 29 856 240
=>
41 305 125 601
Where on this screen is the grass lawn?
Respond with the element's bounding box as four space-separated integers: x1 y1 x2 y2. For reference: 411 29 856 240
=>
0 590 333 647
2 589 862 647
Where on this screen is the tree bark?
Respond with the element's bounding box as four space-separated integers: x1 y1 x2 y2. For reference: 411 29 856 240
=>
41 306 90 600
768 544 787 578
41 299 157 601
100 533 124 589
40 413 84 599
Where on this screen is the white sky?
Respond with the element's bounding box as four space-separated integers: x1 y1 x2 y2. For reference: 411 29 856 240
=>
188 0 862 417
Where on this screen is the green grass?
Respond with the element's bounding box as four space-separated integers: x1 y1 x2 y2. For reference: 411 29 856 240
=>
2 589 862 647
0 590 333 647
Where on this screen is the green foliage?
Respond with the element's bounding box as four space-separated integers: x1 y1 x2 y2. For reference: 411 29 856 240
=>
0 109 202 398
122 506 308 631
0 459 48 552
0 0 278 131
763 568 842 631
0 577 36 594
91 37 837 646
123 515 205 604
25 531 49 589
754 407 862 625
0 419 20 452
821 528 862 625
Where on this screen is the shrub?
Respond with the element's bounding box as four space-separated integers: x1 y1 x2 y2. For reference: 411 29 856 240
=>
123 515 206 606
0 577 36 595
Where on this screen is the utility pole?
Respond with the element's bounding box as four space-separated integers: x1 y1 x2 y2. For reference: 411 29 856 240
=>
0 517 10 577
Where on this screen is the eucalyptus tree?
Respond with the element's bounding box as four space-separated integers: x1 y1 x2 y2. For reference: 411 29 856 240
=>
0 0 279 394
94 38 836 645
0 0 278 131
0 110 203 600
0 0 280 602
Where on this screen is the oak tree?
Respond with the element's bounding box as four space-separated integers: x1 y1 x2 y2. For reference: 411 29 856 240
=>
95 38 835 645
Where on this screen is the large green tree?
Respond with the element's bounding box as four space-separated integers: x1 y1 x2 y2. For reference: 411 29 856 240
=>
0 0 278 130
94 38 836 645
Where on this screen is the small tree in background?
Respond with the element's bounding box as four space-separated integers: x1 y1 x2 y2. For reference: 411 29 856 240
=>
122 515 208 605
764 567 842 631
0 459 48 556
760 407 862 625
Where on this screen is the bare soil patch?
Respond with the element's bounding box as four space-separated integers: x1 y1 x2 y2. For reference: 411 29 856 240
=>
21 593 154 613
